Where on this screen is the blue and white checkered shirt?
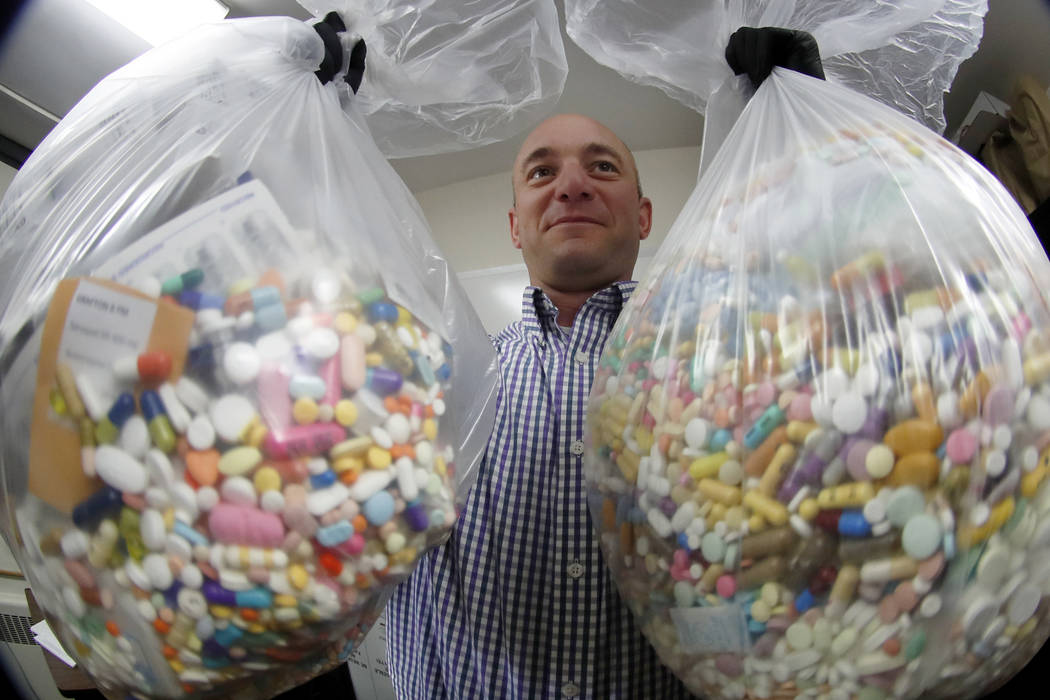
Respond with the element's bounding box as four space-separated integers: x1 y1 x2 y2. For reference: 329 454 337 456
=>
386 283 689 699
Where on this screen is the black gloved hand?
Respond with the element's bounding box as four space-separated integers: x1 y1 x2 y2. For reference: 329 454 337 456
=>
725 27 825 91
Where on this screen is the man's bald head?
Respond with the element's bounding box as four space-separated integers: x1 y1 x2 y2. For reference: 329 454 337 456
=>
511 114 643 204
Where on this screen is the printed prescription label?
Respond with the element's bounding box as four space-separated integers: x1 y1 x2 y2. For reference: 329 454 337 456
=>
669 604 751 654
29 278 194 514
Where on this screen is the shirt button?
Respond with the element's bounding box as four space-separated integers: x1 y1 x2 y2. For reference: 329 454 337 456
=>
574 350 588 364
562 682 580 698
567 560 584 579
570 440 585 456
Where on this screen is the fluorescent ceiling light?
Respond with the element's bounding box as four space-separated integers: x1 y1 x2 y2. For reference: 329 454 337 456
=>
84 0 230 46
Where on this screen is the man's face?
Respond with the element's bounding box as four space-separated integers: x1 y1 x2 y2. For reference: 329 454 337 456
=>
509 115 652 294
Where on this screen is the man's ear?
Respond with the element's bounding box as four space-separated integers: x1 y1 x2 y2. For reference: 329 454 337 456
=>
509 207 522 249
638 197 653 240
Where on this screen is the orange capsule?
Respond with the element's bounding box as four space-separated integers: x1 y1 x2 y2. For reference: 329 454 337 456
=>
883 638 902 656
384 397 400 414
239 608 260 622
153 618 171 635
163 645 178 659
352 514 368 533
185 449 220 487
339 469 359 486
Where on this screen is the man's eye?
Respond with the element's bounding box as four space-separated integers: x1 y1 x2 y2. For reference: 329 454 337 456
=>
528 166 553 181
594 161 618 173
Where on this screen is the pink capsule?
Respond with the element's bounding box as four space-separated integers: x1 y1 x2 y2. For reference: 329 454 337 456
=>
248 567 270 584
257 366 292 431
263 423 346 460
333 533 365 556
319 355 341 406
208 503 284 548
65 559 96 589
282 531 303 553
340 335 366 392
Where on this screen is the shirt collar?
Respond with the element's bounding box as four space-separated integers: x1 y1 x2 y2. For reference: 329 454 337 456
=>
519 281 636 334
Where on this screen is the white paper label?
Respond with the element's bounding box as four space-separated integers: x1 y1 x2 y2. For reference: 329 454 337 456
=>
669 604 751 654
58 280 157 399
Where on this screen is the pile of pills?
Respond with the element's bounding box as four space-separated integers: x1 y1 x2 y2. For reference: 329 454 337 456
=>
22 264 459 696
587 124 1050 699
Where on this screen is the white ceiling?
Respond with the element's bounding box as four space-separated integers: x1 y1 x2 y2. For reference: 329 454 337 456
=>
0 0 703 192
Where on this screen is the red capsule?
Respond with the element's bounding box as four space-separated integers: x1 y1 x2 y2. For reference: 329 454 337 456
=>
809 565 837 594
319 551 343 576
814 509 842 533
137 350 172 384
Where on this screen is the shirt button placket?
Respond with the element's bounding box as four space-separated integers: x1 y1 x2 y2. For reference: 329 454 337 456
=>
567 560 584 579
574 349 588 365
562 681 580 698
570 440 584 456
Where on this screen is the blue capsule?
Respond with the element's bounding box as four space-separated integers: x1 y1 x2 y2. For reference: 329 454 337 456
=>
795 588 816 613
309 469 337 489
173 520 209 547
316 519 353 547
709 429 733 452
249 286 281 310
72 486 123 530
203 655 231 669
744 405 785 450
368 302 399 323
234 588 272 609
838 509 872 537
412 351 436 387
139 390 166 421
213 624 243 647
179 290 224 310
107 392 136 427
255 303 287 332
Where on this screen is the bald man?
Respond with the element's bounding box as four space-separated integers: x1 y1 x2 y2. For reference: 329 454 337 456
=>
386 115 689 698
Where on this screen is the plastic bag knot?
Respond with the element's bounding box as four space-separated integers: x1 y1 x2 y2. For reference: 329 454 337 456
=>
313 11 366 93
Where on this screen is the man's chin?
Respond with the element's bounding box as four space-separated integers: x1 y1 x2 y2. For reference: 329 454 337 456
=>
550 257 622 290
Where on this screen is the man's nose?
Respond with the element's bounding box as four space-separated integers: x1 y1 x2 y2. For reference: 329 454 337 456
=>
555 162 592 201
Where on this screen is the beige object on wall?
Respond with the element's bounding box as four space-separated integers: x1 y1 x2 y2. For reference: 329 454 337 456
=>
982 75 1050 214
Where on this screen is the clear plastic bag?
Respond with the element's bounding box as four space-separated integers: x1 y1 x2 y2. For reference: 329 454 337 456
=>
564 0 987 140
300 0 567 158
586 68 1050 699
0 13 497 699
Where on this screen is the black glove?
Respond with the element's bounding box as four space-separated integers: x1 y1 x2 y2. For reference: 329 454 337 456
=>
725 27 825 91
